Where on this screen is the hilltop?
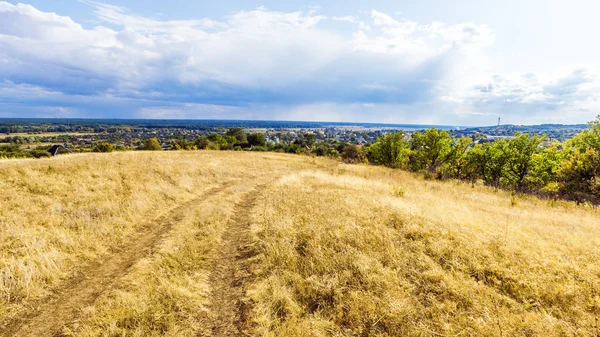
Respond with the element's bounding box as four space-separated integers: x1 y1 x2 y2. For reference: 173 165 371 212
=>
0 151 598 336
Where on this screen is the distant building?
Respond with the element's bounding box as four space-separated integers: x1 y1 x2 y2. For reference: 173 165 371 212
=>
47 144 70 156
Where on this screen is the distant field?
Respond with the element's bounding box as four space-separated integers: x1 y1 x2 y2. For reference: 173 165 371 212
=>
0 152 598 336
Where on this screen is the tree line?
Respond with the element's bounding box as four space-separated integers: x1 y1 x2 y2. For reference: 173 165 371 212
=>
356 116 600 204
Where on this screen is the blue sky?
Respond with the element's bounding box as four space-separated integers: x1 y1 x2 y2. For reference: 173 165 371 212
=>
1 0 599 125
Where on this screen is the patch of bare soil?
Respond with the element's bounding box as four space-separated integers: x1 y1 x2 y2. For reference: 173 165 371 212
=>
199 184 265 337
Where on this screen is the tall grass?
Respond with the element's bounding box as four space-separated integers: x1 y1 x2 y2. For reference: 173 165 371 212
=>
250 164 600 336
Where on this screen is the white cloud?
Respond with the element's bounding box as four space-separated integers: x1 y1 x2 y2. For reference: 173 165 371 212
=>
440 67 600 124
0 1 596 124
332 16 356 23
424 22 494 47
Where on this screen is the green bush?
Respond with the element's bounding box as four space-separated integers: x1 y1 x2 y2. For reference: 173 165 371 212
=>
29 150 52 158
93 142 116 153
247 133 266 147
139 138 162 151
341 145 367 164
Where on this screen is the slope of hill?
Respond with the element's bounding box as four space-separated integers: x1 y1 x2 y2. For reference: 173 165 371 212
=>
0 152 598 336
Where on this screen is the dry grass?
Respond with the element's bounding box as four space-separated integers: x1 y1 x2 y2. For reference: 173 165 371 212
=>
250 164 600 336
65 193 230 336
1 152 599 336
0 151 316 332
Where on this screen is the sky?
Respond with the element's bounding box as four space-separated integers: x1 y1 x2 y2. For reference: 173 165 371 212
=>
1 0 599 125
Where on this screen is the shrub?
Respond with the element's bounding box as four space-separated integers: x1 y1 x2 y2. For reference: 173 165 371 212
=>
341 144 367 164
93 142 116 153
220 143 234 151
29 150 52 158
171 140 197 151
195 136 209 149
139 138 162 151
251 146 268 152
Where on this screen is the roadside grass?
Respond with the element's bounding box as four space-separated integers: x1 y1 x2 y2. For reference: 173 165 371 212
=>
249 164 600 336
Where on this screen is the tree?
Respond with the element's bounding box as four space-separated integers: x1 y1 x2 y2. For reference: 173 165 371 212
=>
502 133 545 190
528 143 561 191
444 137 472 179
341 145 367 164
139 137 162 151
206 133 227 149
409 128 453 174
207 133 225 144
93 142 115 153
303 133 316 146
558 147 600 203
311 143 329 156
466 141 507 188
366 132 410 168
195 136 209 149
247 133 266 147
171 139 197 150
226 128 247 143
557 116 600 203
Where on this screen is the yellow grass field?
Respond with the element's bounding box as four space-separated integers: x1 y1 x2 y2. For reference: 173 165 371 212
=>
0 151 598 336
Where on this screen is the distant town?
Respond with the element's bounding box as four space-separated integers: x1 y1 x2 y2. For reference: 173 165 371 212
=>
0 118 590 156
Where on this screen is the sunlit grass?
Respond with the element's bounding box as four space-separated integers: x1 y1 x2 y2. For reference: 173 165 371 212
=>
1 152 599 336
0 151 316 329
250 164 600 336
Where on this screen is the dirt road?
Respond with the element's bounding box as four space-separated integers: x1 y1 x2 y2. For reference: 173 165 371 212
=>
1 181 256 336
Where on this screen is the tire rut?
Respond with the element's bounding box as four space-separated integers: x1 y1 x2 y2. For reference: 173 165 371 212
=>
201 183 266 337
1 183 232 337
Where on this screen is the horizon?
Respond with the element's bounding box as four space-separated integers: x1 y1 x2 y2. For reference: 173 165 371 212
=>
0 117 591 130
2 1 600 124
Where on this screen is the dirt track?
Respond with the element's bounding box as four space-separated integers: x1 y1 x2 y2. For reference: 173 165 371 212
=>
201 184 265 337
1 182 236 337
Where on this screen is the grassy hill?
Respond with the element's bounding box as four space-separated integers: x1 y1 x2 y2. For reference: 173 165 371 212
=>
0 151 598 336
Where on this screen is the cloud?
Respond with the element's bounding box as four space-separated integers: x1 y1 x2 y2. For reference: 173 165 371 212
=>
332 16 356 23
440 67 600 124
0 1 596 124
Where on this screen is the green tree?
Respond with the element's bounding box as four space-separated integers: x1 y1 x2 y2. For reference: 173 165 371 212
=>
226 128 247 143
195 136 210 149
466 141 507 188
93 142 115 153
171 139 197 150
311 143 330 156
247 133 266 147
557 116 600 203
444 137 472 179
409 128 453 174
207 133 226 144
502 133 545 190
303 133 316 146
139 137 162 151
558 147 600 203
366 132 410 168
224 135 239 144
528 143 561 191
